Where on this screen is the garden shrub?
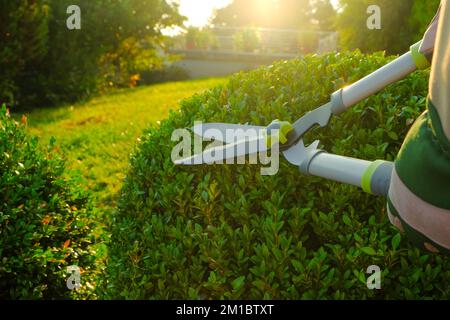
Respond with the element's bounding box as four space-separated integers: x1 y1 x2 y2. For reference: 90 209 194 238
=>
0 105 102 299
106 52 450 299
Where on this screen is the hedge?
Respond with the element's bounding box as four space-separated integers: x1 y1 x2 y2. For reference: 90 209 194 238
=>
106 51 450 299
0 105 103 299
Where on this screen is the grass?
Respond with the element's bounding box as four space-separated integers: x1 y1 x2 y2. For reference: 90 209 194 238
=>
21 78 227 212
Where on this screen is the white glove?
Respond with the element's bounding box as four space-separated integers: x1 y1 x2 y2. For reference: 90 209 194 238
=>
420 3 442 56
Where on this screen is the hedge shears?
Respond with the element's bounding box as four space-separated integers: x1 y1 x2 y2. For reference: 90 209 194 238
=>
175 41 431 197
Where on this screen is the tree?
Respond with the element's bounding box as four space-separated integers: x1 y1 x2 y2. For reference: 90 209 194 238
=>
0 0 49 105
410 0 441 39
94 0 185 88
2 0 185 108
336 0 440 54
311 0 337 31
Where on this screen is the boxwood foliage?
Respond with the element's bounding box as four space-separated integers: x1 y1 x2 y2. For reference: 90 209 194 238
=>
107 52 450 299
0 105 101 299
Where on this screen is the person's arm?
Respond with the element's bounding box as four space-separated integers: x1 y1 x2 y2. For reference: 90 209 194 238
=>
419 3 442 59
386 0 450 256
429 0 450 146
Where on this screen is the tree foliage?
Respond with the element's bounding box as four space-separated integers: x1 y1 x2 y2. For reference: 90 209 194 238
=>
213 0 315 29
410 0 442 37
213 0 441 54
336 0 441 54
0 0 49 105
0 0 185 108
311 0 337 31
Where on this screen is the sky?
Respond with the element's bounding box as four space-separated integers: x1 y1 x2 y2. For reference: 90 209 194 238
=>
173 0 340 28
177 0 233 27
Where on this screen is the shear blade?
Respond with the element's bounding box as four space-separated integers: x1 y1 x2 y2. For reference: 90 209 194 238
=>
193 123 266 144
174 135 268 165
282 139 320 166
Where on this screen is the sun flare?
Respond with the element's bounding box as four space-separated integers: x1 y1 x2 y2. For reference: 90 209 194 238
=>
177 0 232 27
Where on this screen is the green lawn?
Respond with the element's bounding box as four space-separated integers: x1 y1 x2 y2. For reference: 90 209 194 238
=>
23 78 227 212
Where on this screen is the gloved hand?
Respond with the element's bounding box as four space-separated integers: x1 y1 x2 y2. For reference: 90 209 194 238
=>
388 0 450 256
419 3 442 57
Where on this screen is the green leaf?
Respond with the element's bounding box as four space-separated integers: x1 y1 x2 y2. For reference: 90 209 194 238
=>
291 259 302 272
361 247 376 256
231 276 245 290
388 132 398 140
354 233 363 242
188 287 198 299
342 215 352 226
208 271 216 282
392 233 401 250
357 271 366 284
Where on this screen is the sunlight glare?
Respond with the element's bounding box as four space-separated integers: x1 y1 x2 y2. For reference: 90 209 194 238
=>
177 0 233 27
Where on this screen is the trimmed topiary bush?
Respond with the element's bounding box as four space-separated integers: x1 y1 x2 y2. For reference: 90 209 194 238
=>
0 105 102 299
106 52 450 299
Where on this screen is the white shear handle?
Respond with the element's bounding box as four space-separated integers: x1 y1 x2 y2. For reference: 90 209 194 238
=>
300 151 394 197
330 41 432 115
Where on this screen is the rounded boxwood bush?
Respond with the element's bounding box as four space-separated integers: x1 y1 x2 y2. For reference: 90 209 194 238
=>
0 106 102 299
106 52 450 299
